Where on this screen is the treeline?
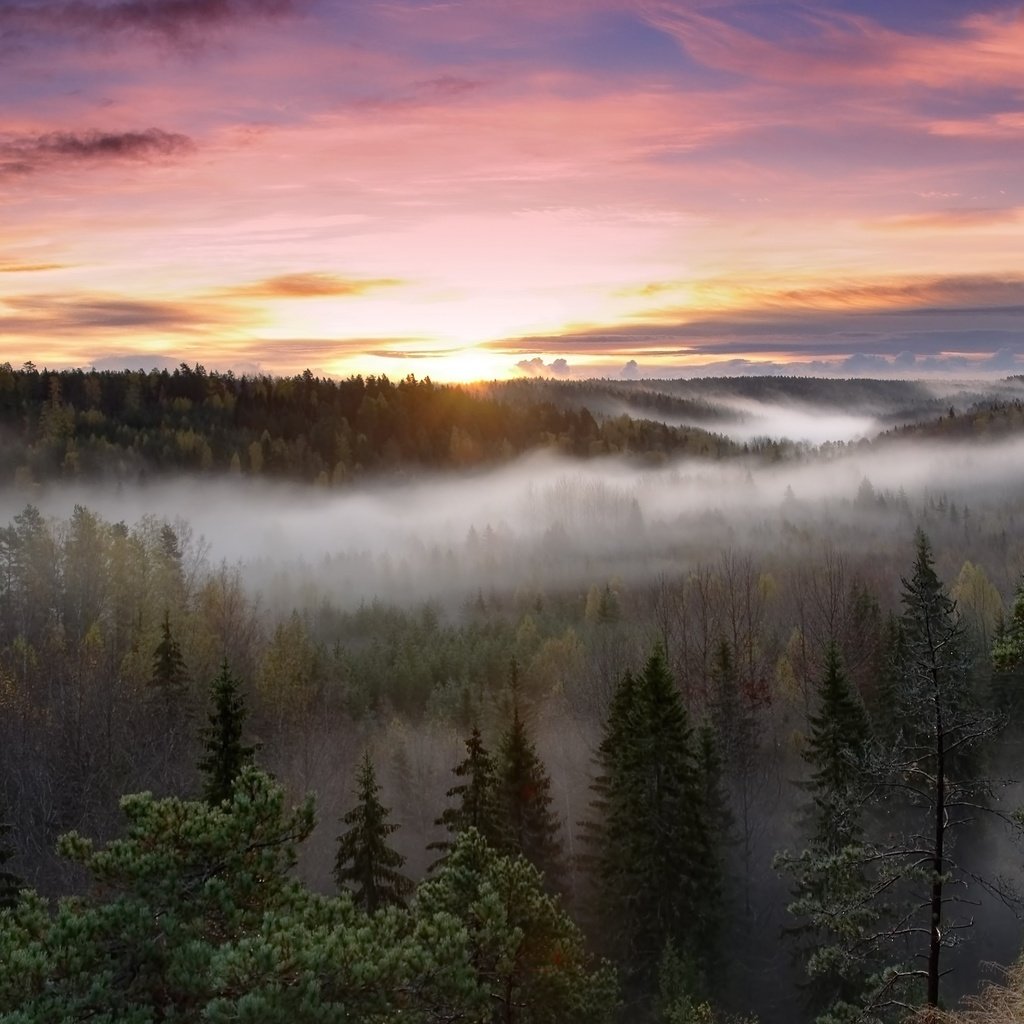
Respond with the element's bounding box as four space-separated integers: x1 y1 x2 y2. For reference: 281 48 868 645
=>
879 398 1024 442
0 363 738 485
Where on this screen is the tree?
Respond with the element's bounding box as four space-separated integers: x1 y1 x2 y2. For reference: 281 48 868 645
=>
333 751 412 912
416 828 618 1024
802 642 871 852
150 608 188 701
197 659 256 805
991 575 1024 718
816 532 1010 1021
776 642 877 1021
892 531 991 1009
586 647 718 1002
0 768 481 1022
431 725 500 864
495 703 564 890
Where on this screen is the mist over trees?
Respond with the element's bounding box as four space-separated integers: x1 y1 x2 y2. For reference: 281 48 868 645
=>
1 371 1024 1022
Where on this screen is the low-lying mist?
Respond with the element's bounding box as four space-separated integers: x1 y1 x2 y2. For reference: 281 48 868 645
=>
5 432 1023 611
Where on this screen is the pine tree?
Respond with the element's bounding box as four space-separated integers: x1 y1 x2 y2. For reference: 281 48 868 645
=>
150 609 188 701
430 726 499 865
197 659 256 806
495 704 565 890
333 752 412 912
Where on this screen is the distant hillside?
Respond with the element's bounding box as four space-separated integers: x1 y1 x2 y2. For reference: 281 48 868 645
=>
877 397 1024 442
0 364 741 486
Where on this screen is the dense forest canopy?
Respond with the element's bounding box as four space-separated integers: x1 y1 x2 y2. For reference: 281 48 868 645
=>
2 363 1023 486
1 368 1024 1022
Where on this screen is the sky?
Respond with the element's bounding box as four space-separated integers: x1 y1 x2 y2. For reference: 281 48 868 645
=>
1 0 1022 382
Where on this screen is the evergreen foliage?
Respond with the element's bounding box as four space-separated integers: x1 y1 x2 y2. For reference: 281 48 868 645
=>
0 768 483 1022
495 703 565 890
430 725 500 864
776 642 877 1022
150 609 188 701
333 752 413 912
991 575 1024 718
417 827 618 1024
197 659 256 805
587 647 720 1003
802 642 871 852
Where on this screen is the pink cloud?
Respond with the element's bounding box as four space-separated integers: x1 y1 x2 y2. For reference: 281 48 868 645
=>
644 3 1024 91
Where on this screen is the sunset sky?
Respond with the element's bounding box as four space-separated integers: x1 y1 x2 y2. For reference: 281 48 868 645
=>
2 0 1022 381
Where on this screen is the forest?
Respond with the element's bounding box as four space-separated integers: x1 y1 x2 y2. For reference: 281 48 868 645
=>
2 367 1024 1023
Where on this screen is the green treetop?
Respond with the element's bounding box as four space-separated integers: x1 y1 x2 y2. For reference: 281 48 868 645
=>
333 751 413 913
197 659 256 805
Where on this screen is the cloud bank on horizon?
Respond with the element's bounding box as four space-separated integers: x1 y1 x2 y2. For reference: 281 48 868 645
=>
1 0 1022 381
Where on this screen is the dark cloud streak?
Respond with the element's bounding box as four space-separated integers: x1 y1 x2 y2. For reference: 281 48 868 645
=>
0 0 302 43
1 128 194 176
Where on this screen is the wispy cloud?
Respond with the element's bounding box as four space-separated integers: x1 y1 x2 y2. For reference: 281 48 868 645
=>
221 272 405 299
870 208 1024 232
0 261 68 273
0 292 250 334
642 3 1024 91
0 128 194 176
0 0 303 44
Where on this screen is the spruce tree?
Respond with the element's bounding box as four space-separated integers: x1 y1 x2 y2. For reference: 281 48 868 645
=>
992 575 1024 719
776 642 876 1021
893 529 989 1010
197 659 256 806
151 609 188 701
591 647 715 1002
333 752 412 912
803 641 871 852
430 725 499 865
495 704 564 890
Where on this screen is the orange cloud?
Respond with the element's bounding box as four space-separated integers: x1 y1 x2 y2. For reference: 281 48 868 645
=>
0 261 68 273
871 208 1024 232
222 272 405 298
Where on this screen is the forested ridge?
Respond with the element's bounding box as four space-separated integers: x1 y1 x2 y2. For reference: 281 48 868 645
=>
0 364 739 485
4 363 1024 488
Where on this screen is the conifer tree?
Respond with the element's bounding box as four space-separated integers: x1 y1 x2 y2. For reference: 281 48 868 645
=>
693 720 731 959
891 529 991 1010
991 575 1024 718
589 647 716 1002
197 659 256 805
802 641 871 852
150 609 188 701
776 641 876 1021
333 752 412 912
430 725 499 865
495 703 565 890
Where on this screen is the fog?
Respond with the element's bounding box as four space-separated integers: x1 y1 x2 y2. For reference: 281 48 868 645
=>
5 431 1023 612
696 397 880 444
